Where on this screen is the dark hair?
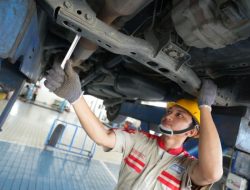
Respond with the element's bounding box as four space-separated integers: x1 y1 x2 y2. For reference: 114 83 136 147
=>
190 118 199 129
184 118 199 143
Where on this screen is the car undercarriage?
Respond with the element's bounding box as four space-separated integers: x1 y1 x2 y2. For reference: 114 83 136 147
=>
1 0 250 120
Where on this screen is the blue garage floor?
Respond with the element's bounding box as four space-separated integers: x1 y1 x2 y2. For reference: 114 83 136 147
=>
0 141 119 190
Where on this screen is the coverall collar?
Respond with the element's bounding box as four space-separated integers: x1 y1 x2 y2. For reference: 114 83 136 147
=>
157 136 184 155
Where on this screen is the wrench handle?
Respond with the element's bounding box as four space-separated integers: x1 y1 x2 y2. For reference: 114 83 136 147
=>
61 34 81 69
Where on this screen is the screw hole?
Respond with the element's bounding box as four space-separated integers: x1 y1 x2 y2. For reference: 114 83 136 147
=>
130 52 136 55
105 44 112 48
181 80 186 84
97 40 102 43
63 21 68 26
159 68 170 73
77 28 82 32
77 10 82 15
147 61 158 67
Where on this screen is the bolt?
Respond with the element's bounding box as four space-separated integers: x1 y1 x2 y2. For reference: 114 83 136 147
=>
162 48 167 53
169 51 178 58
84 13 92 20
64 1 71 8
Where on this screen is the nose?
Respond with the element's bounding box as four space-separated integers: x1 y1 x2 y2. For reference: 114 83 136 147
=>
164 112 173 121
166 114 173 121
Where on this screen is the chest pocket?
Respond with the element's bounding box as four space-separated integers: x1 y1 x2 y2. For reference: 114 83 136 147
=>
124 153 146 173
157 163 185 190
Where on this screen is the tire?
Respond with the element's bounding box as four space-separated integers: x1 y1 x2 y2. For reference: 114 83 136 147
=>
48 124 65 147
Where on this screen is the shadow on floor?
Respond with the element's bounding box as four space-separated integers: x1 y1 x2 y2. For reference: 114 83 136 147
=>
0 141 118 190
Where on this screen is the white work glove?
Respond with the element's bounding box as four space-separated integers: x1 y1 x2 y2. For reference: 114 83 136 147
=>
198 79 217 111
44 59 82 103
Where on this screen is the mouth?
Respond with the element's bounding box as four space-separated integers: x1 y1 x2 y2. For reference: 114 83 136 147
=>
159 124 174 136
161 120 172 128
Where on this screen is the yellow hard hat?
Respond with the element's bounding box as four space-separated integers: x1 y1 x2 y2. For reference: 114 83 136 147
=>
167 99 200 125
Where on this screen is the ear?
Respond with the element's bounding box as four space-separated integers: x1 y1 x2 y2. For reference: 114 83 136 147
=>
185 128 198 137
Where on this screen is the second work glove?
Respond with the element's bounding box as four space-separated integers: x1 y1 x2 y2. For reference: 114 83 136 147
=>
45 59 82 103
198 79 217 110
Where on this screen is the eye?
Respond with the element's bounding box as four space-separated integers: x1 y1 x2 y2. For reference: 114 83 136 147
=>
166 110 172 115
176 112 184 118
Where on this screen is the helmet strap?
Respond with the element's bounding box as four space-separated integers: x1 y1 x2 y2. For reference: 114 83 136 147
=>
159 124 198 136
